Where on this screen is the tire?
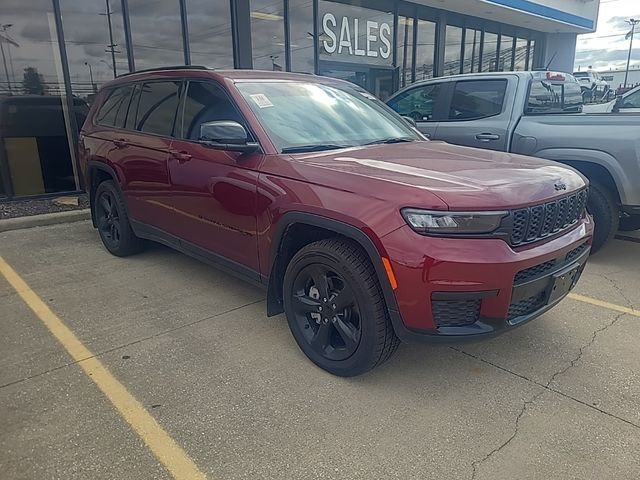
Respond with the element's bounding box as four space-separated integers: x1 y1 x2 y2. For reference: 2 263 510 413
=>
94 180 145 257
586 182 619 253
619 214 640 232
283 238 400 377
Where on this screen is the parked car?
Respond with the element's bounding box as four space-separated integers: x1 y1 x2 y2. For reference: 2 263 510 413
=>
80 67 592 376
573 70 610 98
387 71 640 249
583 84 640 113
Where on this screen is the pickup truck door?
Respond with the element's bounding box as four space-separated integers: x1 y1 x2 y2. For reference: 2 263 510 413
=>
386 82 449 139
433 78 514 152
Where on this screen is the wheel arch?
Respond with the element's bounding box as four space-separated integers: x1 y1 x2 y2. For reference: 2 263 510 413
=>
266 212 400 323
87 162 125 228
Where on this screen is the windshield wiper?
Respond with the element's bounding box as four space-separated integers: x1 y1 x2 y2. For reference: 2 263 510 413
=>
281 144 351 154
364 137 415 146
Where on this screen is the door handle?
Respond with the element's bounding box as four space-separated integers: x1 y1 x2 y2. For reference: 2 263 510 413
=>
113 138 129 148
475 133 500 142
170 150 192 163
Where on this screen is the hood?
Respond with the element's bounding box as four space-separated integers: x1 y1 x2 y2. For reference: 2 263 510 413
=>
277 141 587 210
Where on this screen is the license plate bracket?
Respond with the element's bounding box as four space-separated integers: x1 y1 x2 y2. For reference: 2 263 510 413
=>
548 263 581 304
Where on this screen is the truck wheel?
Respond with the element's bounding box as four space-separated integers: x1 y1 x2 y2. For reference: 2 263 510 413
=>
94 180 145 257
586 182 619 253
619 215 640 232
283 238 400 377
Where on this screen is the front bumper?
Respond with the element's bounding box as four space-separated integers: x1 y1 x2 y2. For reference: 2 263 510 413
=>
380 215 593 343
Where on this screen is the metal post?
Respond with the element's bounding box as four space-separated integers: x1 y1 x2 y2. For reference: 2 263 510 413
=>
231 0 253 69
283 0 291 71
104 0 117 77
434 13 447 77
51 0 82 191
120 0 135 72
459 27 466 74
0 41 11 94
85 61 96 93
411 10 418 82
624 19 639 88
478 28 484 73
313 0 319 74
179 0 191 65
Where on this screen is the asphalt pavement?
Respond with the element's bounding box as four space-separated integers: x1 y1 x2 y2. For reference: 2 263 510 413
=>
1 221 639 479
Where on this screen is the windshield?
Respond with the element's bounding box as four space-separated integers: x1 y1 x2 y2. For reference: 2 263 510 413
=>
236 81 421 153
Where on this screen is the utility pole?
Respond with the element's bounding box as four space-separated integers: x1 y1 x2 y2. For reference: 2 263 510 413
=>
624 18 639 88
84 61 96 93
100 0 120 78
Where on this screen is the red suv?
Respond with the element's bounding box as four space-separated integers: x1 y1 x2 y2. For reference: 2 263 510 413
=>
80 67 593 376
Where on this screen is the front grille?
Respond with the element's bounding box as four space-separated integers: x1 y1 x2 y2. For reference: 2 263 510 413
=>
565 243 590 263
514 259 556 284
507 291 547 321
510 189 588 247
432 299 481 327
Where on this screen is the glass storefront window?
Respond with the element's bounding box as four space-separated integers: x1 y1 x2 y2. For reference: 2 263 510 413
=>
528 40 537 70
415 19 435 81
60 0 127 103
463 28 481 74
397 16 414 87
251 0 285 71
443 25 463 76
483 32 498 72
515 37 528 71
500 34 514 71
128 0 183 70
187 1 234 68
0 0 79 197
290 0 315 73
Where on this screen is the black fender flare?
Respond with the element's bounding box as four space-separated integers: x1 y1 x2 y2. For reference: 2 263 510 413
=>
87 161 127 227
267 211 404 334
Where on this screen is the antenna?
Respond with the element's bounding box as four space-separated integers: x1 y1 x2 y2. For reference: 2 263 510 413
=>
545 51 558 70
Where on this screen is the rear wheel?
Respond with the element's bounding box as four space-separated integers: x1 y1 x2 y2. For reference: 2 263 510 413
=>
94 180 145 257
283 238 399 377
586 182 619 253
619 214 640 232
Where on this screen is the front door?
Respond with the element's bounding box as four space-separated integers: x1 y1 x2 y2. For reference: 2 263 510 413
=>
167 80 261 277
386 81 447 139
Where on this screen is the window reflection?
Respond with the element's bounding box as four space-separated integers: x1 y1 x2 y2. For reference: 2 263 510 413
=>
483 32 499 72
397 16 414 87
500 34 514 71
463 28 481 73
415 19 435 81
290 0 314 73
251 0 285 71
515 38 528 71
187 0 233 68
128 0 183 69
444 25 463 76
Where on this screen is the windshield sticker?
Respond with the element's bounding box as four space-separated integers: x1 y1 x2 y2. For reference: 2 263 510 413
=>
250 93 274 108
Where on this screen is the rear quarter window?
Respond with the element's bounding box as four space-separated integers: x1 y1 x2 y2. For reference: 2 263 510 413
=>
95 85 134 127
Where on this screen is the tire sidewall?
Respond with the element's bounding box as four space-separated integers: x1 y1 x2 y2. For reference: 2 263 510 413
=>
586 183 619 253
283 248 384 376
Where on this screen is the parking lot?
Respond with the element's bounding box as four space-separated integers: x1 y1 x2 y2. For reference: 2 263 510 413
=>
1 220 639 479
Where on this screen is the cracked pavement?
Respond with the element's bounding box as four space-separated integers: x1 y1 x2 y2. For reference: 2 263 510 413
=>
1 222 640 479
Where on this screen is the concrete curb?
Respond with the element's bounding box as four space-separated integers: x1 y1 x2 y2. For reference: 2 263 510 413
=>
0 209 91 233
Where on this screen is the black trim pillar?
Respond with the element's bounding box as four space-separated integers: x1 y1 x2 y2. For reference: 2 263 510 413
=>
231 0 253 69
434 12 447 77
313 0 320 74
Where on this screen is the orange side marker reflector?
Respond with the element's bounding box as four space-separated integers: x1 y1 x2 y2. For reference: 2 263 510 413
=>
382 257 398 290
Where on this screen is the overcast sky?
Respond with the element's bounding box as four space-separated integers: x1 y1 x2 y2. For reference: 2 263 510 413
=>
575 0 640 71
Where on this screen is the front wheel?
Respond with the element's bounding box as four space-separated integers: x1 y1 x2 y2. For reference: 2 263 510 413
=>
586 182 619 253
283 238 399 377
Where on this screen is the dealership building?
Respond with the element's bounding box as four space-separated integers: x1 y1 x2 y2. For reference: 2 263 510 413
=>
0 0 600 198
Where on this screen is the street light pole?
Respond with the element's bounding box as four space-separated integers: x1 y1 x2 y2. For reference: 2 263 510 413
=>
84 61 96 94
624 18 639 88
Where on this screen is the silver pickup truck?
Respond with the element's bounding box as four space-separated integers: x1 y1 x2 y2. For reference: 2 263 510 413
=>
387 71 640 252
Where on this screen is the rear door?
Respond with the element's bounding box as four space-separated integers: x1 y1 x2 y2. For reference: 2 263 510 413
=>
386 81 449 139
434 78 513 151
120 80 182 235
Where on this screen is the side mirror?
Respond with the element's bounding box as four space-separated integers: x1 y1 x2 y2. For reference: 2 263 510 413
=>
613 95 624 112
401 115 417 127
199 120 259 153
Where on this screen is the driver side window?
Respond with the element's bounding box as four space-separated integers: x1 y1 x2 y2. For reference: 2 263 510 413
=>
622 90 640 109
388 83 442 122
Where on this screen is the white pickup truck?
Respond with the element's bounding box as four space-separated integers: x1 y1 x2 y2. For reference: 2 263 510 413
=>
583 85 640 113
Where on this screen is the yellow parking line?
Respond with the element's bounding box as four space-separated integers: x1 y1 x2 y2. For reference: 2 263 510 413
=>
0 256 207 480
568 293 640 318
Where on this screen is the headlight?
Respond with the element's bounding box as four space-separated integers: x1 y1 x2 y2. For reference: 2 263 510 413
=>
401 208 507 235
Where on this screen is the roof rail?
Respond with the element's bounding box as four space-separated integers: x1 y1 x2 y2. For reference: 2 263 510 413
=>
116 65 211 78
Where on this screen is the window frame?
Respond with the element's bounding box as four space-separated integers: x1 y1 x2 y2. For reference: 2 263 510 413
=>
132 79 184 138
441 78 508 122
387 80 451 122
94 85 135 129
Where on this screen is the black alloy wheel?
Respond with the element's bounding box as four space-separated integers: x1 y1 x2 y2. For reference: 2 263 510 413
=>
291 263 362 361
96 190 122 249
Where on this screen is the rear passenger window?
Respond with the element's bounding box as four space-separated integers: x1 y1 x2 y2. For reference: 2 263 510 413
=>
448 80 507 120
133 81 181 136
95 85 133 127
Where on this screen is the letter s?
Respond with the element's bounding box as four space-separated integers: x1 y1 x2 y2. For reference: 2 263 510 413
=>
322 13 337 54
380 22 391 59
